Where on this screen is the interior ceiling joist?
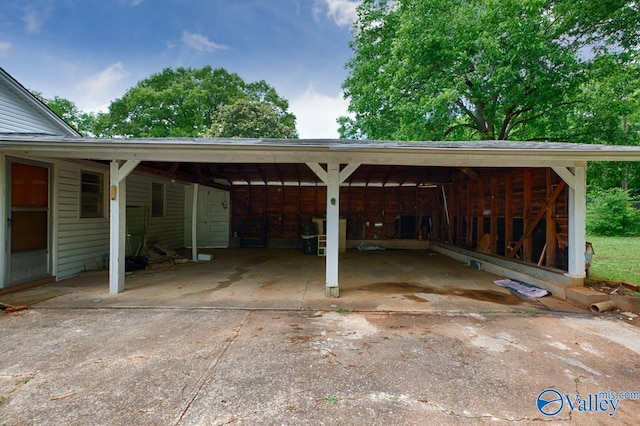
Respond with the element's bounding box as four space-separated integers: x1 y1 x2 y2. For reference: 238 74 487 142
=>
137 161 469 188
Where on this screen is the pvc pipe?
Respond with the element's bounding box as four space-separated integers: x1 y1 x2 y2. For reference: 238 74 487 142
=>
589 300 616 313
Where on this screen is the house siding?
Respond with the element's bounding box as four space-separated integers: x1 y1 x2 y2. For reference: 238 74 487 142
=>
127 174 185 249
0 79 67 135
55 162 186 280
56 162 110 279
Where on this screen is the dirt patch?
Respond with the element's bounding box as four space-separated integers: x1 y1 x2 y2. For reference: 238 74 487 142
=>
359 281 522 305
214 267 249 290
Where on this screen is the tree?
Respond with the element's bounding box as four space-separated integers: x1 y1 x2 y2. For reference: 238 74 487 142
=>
340 0 640 142
32 91 95 136
208 98 297 138
94 66 296 138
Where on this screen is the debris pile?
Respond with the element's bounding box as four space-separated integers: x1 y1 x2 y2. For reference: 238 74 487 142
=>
125 243 190 272
0 301 28 313
588 281 640 296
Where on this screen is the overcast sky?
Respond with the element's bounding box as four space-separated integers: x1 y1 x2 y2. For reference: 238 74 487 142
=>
0 0 361 138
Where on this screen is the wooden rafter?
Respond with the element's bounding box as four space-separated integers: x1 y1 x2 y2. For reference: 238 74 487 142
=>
506 180 566 259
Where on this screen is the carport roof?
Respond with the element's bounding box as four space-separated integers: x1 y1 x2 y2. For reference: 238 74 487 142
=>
2 135 640 186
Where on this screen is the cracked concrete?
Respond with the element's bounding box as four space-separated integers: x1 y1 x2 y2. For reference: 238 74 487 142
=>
1 309 639 424
1 249 639 424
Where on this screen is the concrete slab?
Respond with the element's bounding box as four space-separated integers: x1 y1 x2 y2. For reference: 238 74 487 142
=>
1 309 639 424
0 249 583 315
566 286 610 308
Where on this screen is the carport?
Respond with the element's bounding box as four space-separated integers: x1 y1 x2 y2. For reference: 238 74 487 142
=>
3 136 640 298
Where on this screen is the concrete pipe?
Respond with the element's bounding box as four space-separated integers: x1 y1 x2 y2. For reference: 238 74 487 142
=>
589 300 616 313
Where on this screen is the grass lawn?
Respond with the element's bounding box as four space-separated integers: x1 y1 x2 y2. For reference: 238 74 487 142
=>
586 234 640 286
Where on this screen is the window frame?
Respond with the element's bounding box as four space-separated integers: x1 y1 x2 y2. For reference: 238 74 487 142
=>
151 182 166 217
80 170 106 219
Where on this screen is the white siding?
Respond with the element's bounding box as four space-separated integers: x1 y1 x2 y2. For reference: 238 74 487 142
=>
55 162 186 280
127 174 186 249
0 78 69 135
56 162 110 279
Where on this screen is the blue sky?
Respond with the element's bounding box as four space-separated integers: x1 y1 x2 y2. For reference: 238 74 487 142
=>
0 0 360 137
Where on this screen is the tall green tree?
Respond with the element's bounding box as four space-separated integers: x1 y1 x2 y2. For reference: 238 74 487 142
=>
208 98 297 138
32 91 95 136
340 0 640 142
94 66 296 138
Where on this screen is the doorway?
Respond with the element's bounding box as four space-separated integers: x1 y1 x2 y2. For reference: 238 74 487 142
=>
6 159 51 286
185 186 230 248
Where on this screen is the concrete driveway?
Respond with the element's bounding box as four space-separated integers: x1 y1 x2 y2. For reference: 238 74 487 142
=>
1 249 639 424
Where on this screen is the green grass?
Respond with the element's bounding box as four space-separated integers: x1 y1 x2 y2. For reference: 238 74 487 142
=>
325 395 339 405
586 235 640 285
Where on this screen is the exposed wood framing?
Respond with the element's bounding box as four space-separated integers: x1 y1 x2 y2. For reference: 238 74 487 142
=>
545 169 557 267
523 169 533 262
490 176 498 254
504 176 513 256
507 181 566 259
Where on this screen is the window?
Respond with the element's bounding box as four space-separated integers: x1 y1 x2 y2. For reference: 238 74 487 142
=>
151 182 165 217
80 171 104 218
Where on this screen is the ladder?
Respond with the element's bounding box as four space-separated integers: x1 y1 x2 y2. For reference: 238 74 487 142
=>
317 234 327 256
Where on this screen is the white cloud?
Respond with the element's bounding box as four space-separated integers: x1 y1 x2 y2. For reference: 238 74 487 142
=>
315 0 360 28
74 62 129 112
23 3 51 34
0 41 11 54
290 85 350 138
181 31 229 52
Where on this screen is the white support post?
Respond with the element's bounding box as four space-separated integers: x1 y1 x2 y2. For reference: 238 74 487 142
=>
325 163 341 296
306 162 360 297
191 183 199 261
567 167 587 279
109 160 140 294
553 166 587 280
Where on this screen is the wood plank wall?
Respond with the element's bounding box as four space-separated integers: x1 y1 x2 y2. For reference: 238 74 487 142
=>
229 167 569 271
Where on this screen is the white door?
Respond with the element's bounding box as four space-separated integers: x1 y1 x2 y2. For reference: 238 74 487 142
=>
186 186 230 248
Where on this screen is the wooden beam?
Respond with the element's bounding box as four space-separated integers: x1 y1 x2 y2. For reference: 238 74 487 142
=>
466 180 473 247
476 179 484 245
306 162 327 184
168 162 180 176
490 175 498 254
551 167 577 187
545 169 557 267
134 164 231 191
523 169 533 262
460 167 480 180
339 163 360 185
505 173 513 256
507 180 566 259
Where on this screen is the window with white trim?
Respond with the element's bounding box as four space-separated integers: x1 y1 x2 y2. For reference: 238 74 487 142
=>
151 182 165 217
80 171 105 218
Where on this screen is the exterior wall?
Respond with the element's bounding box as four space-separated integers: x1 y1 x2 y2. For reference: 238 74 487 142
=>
430 167 569 271
127 174 185 249
0 79 69 135
231 168 569 272
230 185 437 244
56 161 110 279
56 161 186 280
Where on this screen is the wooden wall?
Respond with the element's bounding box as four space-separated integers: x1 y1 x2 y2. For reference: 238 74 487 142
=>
230 185 436 242
229 167 569 271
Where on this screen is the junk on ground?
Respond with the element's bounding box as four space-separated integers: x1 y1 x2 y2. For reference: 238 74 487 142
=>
493 279 549 298
467 260 483 270
355 242 386 251
301 222 318 255
1 301 28 313
124 242 190 272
